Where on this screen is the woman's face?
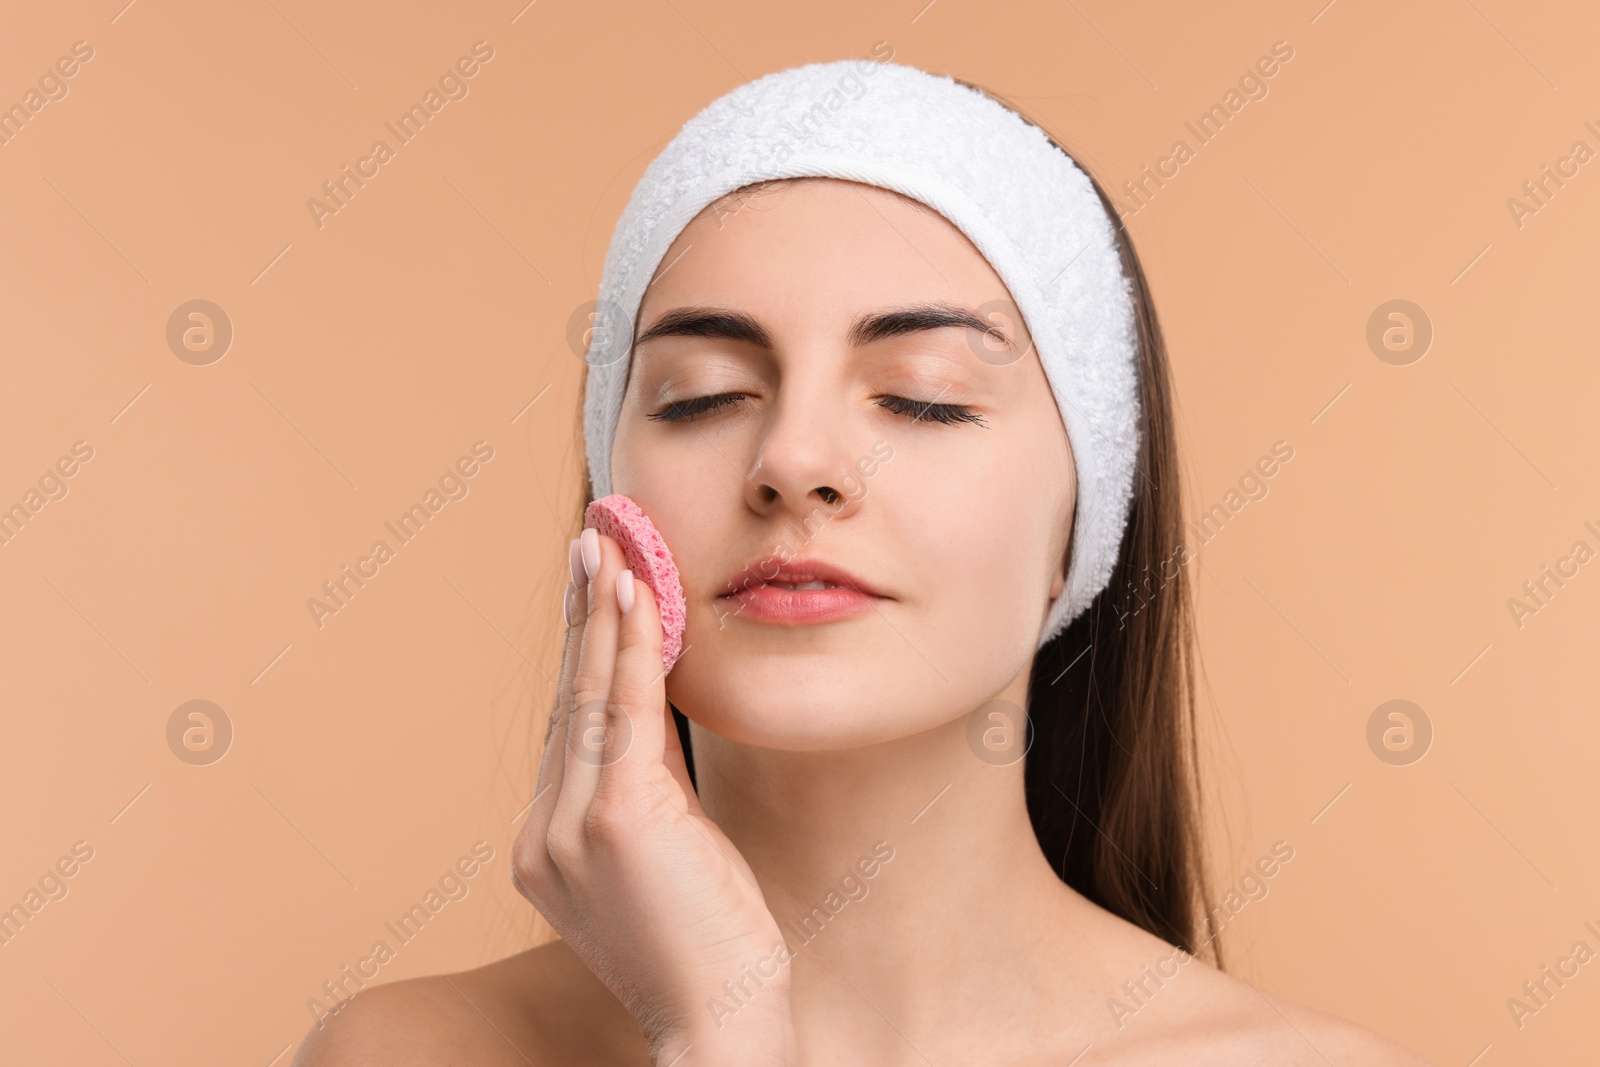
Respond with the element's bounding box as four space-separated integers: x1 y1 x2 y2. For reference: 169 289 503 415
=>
610 177 1075 750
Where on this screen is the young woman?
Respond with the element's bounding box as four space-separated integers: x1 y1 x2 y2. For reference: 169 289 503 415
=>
295 61 1431 1066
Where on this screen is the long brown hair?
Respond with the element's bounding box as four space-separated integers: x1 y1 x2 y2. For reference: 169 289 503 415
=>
952 78 1218 965
566 80 1217 966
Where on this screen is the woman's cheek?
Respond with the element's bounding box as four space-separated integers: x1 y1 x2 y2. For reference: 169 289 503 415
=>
906 462 1043 642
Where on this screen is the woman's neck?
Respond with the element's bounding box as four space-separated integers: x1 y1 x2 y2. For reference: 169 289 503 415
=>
688 710 1108 1046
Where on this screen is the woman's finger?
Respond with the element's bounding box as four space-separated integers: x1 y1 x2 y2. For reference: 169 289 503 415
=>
516 539 591 904
594 569 670 808
660 699 704 818
551 528 623 834
532 568 584 813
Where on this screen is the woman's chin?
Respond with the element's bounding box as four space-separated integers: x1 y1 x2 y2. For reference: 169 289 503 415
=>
671 685 929 753
693 721 920 754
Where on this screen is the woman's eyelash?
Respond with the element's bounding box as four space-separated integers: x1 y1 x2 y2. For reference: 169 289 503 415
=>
876 394 987 426
647 392 986 426
646 392 745 422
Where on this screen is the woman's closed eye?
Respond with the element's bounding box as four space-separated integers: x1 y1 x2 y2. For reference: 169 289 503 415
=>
647 391 987 427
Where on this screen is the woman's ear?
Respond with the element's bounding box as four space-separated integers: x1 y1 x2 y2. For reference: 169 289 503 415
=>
1049 535 1072 601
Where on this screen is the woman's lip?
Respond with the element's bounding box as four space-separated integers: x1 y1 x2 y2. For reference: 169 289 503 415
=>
717 584 881 623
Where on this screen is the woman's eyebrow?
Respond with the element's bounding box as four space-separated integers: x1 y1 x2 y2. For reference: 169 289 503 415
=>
633 302 1013 351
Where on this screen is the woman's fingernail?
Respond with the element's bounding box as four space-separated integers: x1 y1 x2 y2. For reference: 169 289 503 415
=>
568 537 587 590
581 527 601 581
616 569 635 615
563 579 577 627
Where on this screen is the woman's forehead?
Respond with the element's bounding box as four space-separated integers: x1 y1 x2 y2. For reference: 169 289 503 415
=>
642 179 1008 327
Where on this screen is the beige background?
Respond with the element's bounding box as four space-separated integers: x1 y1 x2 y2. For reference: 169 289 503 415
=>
3 0 1596 1063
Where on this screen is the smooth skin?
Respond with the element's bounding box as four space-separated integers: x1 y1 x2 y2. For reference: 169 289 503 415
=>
294 178 1432 1066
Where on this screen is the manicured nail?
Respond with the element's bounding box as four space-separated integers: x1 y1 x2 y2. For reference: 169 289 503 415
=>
563 580 577 627
616 569 635 615
581 527 601 581
568 537 587 590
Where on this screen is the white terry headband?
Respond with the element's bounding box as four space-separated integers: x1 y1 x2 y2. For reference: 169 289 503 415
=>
582 59 1141 648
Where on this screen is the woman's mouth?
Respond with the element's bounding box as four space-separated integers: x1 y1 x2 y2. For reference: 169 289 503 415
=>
716 555 887 623
718 581 881 623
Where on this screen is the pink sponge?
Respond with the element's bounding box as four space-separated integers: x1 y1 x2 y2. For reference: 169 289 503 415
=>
584 494 686 674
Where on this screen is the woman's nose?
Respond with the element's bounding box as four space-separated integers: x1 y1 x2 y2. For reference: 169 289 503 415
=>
741 393 865 524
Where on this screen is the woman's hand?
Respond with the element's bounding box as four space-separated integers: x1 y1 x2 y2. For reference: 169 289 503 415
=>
511 528 796 1067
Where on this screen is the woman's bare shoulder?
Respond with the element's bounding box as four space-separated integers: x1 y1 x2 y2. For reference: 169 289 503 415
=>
1244 995 1434 1066
1078 912 1432 1065
1177 984 1434 1066
1111 956 1431 1064
290 938 647 1067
